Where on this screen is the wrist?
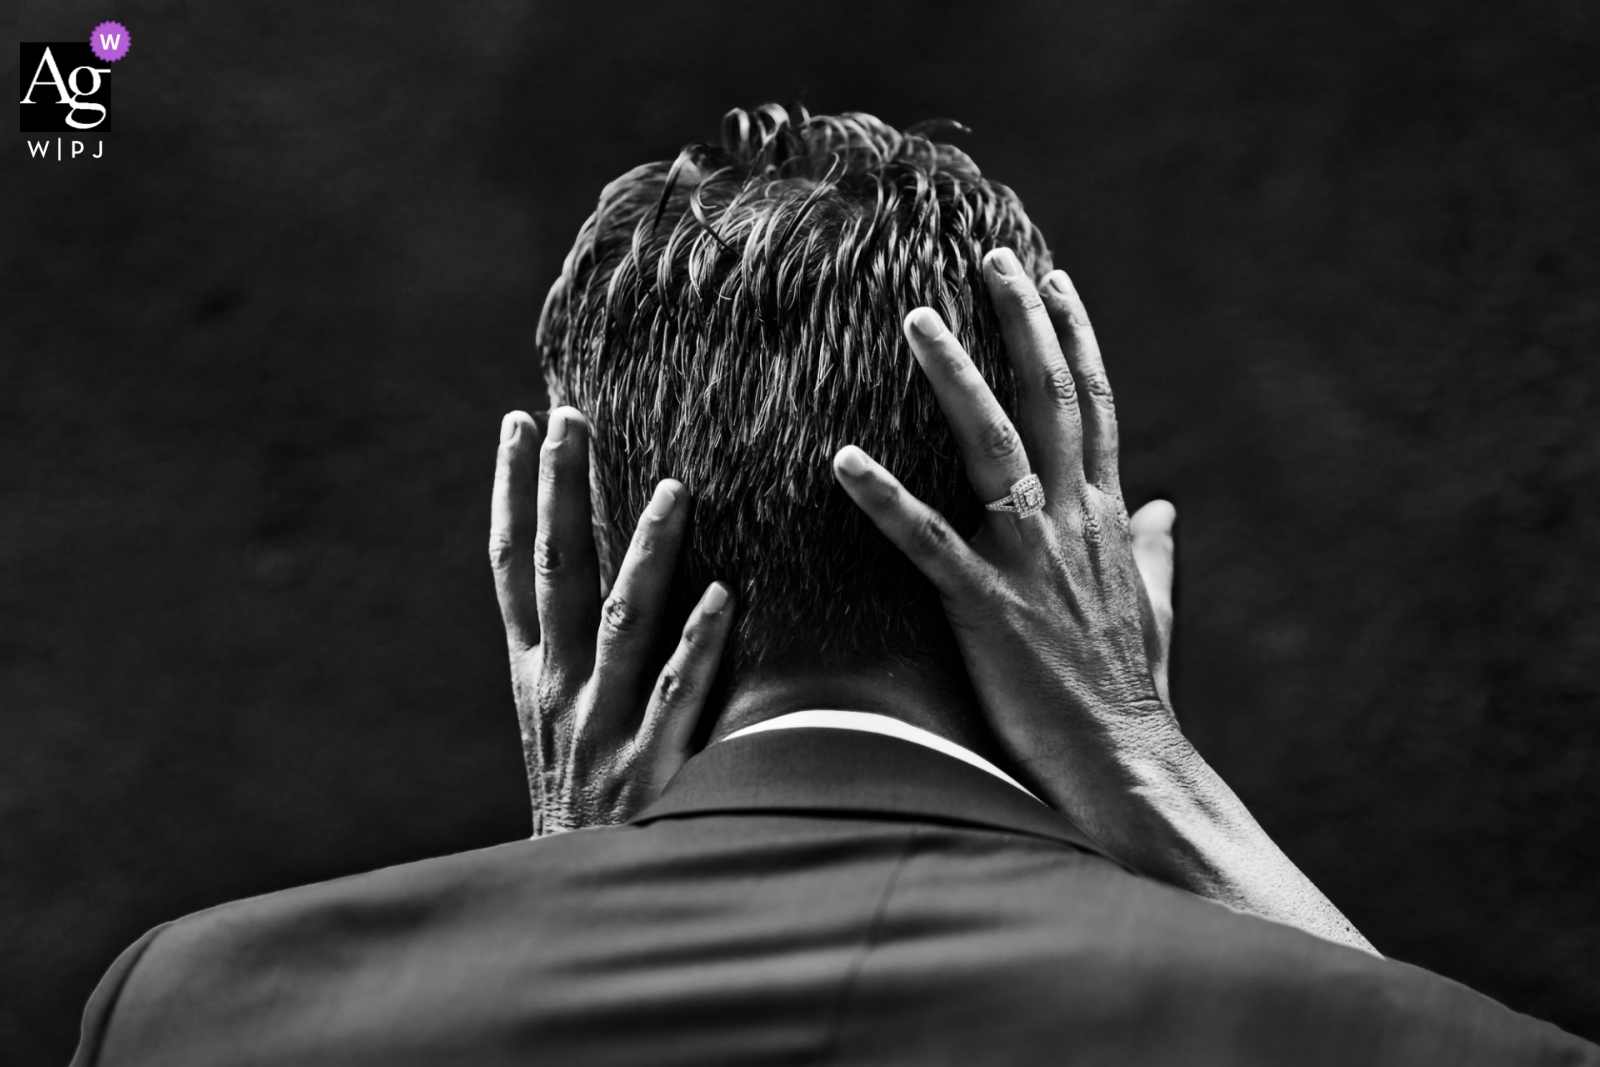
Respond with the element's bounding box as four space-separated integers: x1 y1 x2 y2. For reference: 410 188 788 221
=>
1015 695 1194 808
1020 708 1237 880
1011 697 1379 955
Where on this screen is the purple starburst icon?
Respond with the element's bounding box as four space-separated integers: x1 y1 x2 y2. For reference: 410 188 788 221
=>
90 21 131 63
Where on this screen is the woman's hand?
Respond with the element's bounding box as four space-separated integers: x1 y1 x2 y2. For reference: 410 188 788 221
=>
832 251 1375 954
490 407 734 835
832 250 1175 806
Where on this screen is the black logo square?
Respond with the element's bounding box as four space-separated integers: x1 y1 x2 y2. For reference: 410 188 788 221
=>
20 43 112 132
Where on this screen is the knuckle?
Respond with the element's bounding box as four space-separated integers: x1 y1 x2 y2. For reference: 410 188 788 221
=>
600 593 641 636
1082 511 1105 548
1082 370 1115 401
628 522 664 559
976 418 1023 461
1041 364 1078 404
869 475 902 511
1076 489 1111 548
532 532 563 577
910 510 958 557
488 532 516 571
1009 285 1047 316
678 616 708 652
653 663 688 706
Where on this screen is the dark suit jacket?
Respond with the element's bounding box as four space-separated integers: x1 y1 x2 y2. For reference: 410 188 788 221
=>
72 727 1596 1065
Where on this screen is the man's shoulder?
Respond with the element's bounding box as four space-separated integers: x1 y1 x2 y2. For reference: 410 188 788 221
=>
74 815 1597 1066
72 828 623 1066
115 827 619 977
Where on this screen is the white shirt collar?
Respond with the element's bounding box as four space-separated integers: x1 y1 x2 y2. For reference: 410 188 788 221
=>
720 709 1041 803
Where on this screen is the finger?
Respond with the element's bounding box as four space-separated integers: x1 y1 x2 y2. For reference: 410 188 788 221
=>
1130 500 1176 705
982 248 1084 497
1040 269 1121 495
903 306 1033 505
638 582 737 776
535 407 602 670
490 411 543 652
589 479 689 717
833 445 987 598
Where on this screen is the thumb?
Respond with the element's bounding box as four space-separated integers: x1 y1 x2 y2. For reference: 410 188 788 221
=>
1130 499 1176 615
1129 500 1176 706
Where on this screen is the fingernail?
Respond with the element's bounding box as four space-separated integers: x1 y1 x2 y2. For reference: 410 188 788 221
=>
988 248 1020 276
500 413 519 443
546 409 568 444
701 582 730 615
836 446 870 477
645 481 678 519
1044 270 1072 295
907 307 945 340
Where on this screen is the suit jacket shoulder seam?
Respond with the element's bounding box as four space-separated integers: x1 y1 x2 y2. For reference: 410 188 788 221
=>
822 826 920 1063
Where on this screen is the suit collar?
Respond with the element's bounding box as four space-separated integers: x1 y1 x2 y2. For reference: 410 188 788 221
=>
632 726 1119 864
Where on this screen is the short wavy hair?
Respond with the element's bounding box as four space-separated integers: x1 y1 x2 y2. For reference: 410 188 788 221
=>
537 104 1051 674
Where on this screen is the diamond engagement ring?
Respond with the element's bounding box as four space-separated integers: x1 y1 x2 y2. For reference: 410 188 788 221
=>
983 474 1046 518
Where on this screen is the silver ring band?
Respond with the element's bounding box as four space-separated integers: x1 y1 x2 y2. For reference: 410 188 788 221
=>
984 474 1046 518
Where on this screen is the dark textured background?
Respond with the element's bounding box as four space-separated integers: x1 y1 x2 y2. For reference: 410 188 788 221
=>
6 1 1597 1060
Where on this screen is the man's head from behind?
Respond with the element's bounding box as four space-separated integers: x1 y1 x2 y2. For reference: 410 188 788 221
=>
537 104 1051 680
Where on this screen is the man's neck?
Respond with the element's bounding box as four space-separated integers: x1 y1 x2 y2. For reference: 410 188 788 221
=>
712 658 1007 766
